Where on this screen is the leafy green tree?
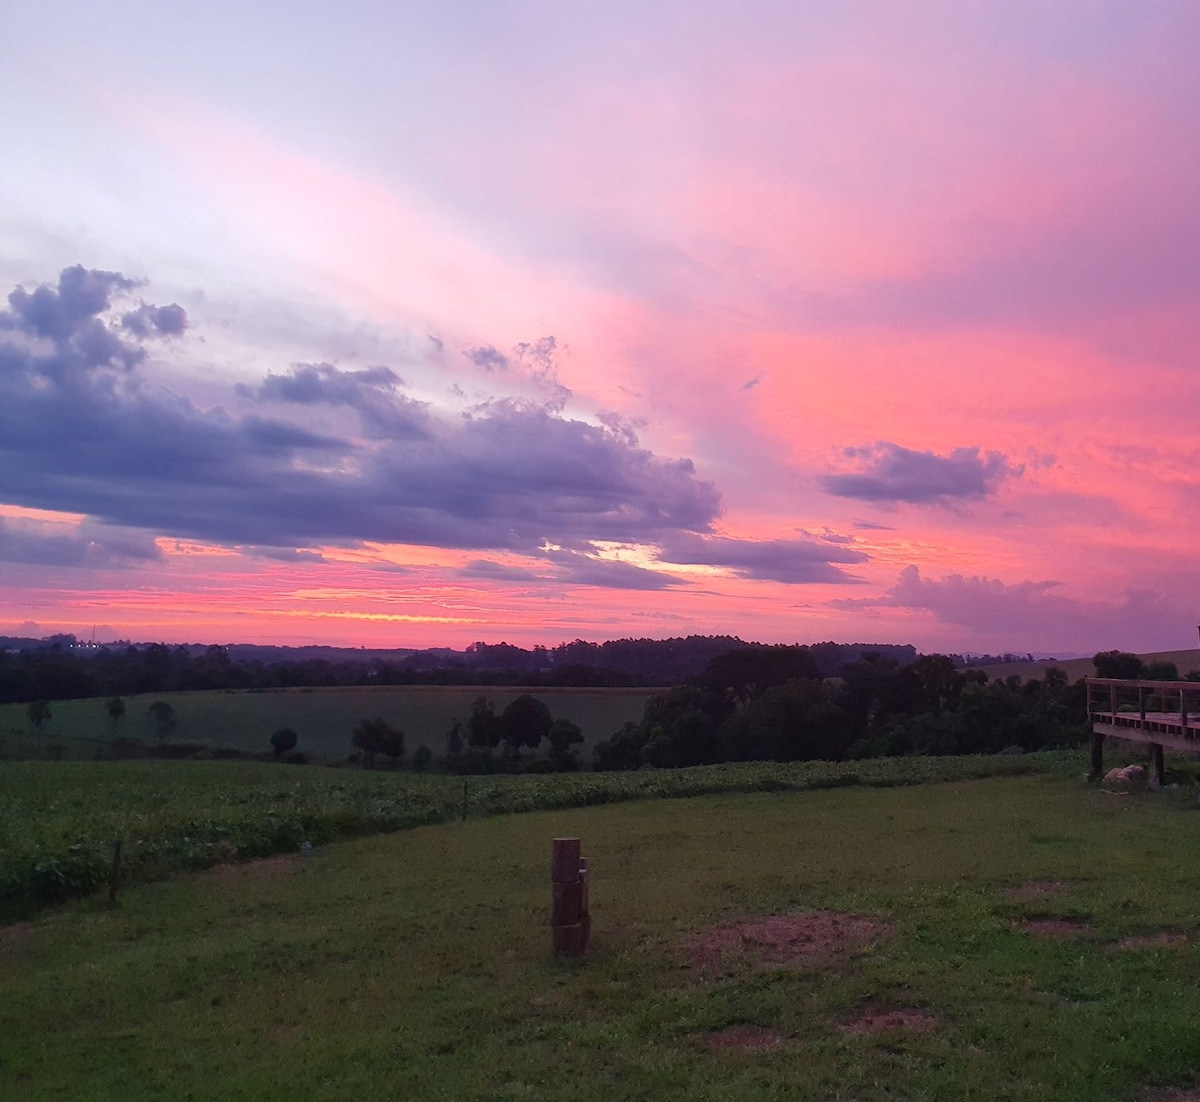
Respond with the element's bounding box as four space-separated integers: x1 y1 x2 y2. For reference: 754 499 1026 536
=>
547 718 584 770
1093 650 1143 679
467 696 501 748
27 699 51 746
105 696 126 743
147 701 176 740
1142 660 1179 681
499 694 553 755
352 717 404 768
412 744 433 772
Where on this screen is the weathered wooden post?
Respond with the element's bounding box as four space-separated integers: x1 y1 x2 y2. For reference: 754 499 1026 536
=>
109 838 122 906
551 837 588 958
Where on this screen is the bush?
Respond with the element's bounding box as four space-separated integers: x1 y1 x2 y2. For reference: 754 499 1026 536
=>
270 728 298 758
352 718 405 768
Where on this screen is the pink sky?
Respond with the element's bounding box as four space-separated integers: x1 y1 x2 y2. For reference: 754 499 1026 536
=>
1 3 1198 655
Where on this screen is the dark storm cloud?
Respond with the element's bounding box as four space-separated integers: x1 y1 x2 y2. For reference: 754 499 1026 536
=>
821 442 1021 504
0 267 724 569
655 533 867 584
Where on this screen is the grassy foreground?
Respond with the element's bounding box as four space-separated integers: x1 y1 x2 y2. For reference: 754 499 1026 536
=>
5 771 1200 1100
0 754 1079 921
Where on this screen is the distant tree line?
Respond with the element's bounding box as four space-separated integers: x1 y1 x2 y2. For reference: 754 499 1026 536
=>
592 647 1095 770
0 635 917 706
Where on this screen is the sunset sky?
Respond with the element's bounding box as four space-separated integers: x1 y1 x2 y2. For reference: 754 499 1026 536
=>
2 2 1198 655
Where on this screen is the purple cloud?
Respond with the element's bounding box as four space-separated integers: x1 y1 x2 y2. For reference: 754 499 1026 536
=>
656 533 867 584
464 344 509 371
0 266 724 567
822 442 1021 504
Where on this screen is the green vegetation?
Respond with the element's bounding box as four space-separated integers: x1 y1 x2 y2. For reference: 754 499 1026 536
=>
6 770 1200 1099
0 685 661 761
0 753 1078 922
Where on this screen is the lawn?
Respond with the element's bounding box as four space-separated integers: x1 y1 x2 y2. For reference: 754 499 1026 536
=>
0 684 663 762
5 764 1200 1099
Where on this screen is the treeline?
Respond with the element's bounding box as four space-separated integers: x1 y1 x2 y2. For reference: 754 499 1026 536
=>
0 636 917 705
593 647 1090 770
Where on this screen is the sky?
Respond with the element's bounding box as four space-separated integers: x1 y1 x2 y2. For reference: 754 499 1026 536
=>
1 1 1198 656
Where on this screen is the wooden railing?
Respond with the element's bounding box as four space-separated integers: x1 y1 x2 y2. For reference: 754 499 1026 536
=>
1085 677 1200 779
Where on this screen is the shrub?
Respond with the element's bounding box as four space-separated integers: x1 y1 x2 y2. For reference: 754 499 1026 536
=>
270 728 298 758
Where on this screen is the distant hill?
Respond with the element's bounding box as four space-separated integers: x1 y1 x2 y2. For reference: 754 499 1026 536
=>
971 648 1200 683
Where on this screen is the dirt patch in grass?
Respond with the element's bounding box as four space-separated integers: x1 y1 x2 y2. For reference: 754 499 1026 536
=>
704 1025 788 1051
840 1007 941 1036
1140 1087 1200 1101
1006 880 1066 902
0 921 33 945
206 854 301 879
685 910 891 973
1116 930 1191 951
1018 916 1094 938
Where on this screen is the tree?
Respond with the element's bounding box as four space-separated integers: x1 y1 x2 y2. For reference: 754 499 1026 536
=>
27 699 51 746
147 701 176 740
412 744 433 772
270 728 298 758
1093 650 1143 679
105 696 126 744
352 717 404 768
547 718 584 770
467 696 501 748
499 694 554 755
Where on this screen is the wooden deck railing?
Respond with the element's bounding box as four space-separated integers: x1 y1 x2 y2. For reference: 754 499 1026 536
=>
1085 676 1200 780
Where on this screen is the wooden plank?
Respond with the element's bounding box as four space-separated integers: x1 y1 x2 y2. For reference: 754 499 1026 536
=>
551 838 581 884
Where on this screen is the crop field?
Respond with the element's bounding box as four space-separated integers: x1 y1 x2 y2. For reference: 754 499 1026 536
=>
0 753 1077 922
5 758 1200 1100
0 684 663 761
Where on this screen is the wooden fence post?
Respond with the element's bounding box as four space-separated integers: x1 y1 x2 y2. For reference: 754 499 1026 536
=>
551 838 587 958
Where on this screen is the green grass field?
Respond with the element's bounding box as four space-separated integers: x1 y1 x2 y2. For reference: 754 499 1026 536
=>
0 685 662 761
5 764 1200 1100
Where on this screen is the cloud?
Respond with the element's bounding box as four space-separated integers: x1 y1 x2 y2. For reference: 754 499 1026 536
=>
0 266 723 560
0 516 163 568
459 559 543 582
464 344 509 371
545 549 682 591
241 362 430 438
821 442 1021 504
121 303 188 338
836 565 1189 652
656 533 867 584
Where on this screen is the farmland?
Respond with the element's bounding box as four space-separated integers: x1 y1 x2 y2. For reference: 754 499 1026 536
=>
6 760 1200 1099
0 684 663 762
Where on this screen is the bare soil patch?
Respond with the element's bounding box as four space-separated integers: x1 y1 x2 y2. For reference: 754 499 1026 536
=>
704 1025 788 1052
1018 916 1094 938
1006 880 1066 902
0 921 33 945
1140 1088 1200 1101
841 1007 941 1036
1116 930 1191 951
205 854 300 879
685 910 890 973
